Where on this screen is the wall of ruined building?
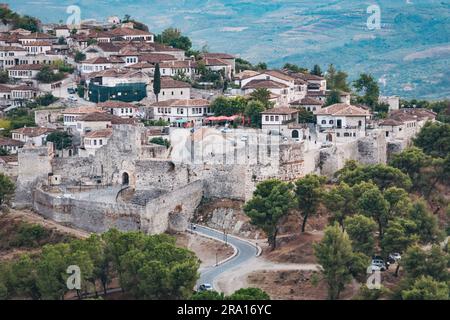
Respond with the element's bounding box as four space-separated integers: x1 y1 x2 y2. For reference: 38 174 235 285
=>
14 144 53 208
387 141 408 162
33 187 142 233
140 180 204 234
32 180 203 235
318 131 387 178
34 108 63 128
357 132 387 165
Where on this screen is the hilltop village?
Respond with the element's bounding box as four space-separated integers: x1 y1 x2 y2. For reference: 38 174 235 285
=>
0 3 449 302
0 7 440 234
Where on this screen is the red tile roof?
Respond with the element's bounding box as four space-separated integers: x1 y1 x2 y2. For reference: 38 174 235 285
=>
261 107 299 115
11 127 56 137
242 79 288 90
84 129 113 139
161 77 191 89
314 103 370 117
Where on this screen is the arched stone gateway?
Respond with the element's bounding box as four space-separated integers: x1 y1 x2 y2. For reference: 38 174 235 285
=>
122 172 130 186
292 130 299 139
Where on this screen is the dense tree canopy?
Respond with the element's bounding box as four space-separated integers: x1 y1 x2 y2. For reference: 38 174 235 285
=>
46 131 73 150
0 230 200 300
314 224 354 300
344 214 377 256
0 173 15 207
325 64 350 92
353 73 380 108
244 179 296 250
414 122 450 158
336 161 412 191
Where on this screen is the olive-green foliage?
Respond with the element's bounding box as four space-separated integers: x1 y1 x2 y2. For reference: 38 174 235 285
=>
336 161 412 191
0 173 15 207
313 224 354 300
0 230 200 300
244 179 296 250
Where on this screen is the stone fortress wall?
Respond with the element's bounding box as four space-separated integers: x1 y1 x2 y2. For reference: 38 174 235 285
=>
12 123 403 235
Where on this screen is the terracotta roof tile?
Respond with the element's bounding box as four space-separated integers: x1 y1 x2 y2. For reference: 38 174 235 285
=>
314 103 370 116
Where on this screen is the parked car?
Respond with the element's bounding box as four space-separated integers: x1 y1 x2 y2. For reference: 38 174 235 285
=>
220 127 232 133
240 135 248 142
371 259 387 271
197 283 213 292
368 264 383 272
67 87 76 94
68 95 78 102
388 252 401 263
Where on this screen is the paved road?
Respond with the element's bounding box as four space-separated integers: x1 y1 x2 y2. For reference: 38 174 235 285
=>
188 225 259 291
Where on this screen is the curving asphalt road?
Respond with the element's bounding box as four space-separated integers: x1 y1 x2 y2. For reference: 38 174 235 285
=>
188 225 259 291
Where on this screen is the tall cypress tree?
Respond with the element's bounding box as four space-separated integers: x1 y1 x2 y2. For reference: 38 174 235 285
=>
153 63 161 102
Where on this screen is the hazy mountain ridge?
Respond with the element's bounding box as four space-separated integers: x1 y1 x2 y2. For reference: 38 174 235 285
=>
11 0 450 99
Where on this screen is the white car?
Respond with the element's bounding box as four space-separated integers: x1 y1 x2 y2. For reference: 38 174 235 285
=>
240 135 248 142
368 264 382 272
220 127 232 133
389 252 401 263
198 283 213 292
68 95 78 102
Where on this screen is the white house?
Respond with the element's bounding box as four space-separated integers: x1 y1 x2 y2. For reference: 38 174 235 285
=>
80 57 113 74
0 46 27 69
151 99 212 127
290 97 324 112
261 107 299 136
23 41 52 55
0 136 24 154
62 106 104 129
54 25 71 38
201 53 235 74
82 128 113 156
17 32 57 45
315 103 371 142
239 70 306 104
83 42 121 59
11 127 56 146
109 27 154 43
380 108 436 141
157 77 191 101
8 64 46 80
291 73 327 92
98 100 138 118
160 60 196 78
75 112 135 134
